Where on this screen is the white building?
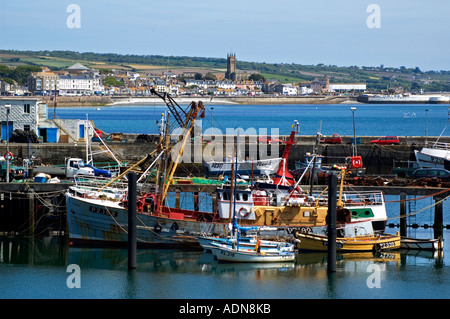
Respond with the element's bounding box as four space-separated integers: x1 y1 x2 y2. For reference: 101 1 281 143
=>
328 83 366 93
0 98 93 143
215 80 235 90
58 75 95 95
300 86 314 95
0 98 47 140
282 84 299 96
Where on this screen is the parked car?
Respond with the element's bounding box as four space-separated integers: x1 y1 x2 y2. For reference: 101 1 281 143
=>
320 133 342 144
392 161 420 178
370 136 400 145
411 168 450 181
258 136 283 143
82 163 112 178
0 160 26 181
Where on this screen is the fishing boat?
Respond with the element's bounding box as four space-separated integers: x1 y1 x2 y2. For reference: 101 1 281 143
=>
400 236 444 251
210 244 295 263
415 144 450 169
65 93 388 248
203 157 282 177
414 107 450 169
295 231 401 252
197 233 294 253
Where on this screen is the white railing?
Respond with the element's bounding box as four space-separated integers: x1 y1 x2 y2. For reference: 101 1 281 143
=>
316 191 384 206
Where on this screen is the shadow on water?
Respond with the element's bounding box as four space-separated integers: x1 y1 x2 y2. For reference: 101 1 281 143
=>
0 232 448 298
0 235 445 271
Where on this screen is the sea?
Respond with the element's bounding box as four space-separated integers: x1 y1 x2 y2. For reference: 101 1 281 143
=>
2 103 450 304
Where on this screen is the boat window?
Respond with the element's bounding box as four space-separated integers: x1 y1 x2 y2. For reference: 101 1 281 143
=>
242 193 249 201
223 192 229 200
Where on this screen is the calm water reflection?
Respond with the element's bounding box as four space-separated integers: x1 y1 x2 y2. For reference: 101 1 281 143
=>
0 230 448 299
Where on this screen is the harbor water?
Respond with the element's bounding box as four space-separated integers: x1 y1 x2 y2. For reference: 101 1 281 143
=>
2 103 449 301
50 103 449 136
0 228 448 299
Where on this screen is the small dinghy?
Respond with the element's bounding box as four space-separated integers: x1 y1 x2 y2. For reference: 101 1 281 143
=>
400 236 444 251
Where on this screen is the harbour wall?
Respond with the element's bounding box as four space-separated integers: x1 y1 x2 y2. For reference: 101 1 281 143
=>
40 95 359 106
4 134 448 176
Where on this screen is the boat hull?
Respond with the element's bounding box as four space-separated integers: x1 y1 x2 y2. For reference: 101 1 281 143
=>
197 236 291 252
66 192 218 248
211 246 295 263
296 233 401 252
414 148 450 168
203 158 281 177
400 236 444 251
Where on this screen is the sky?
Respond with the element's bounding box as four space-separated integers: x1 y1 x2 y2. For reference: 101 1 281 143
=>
1 0 450 71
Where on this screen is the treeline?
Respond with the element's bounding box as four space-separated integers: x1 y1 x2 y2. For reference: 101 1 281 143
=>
2 49 450 92
0 64 42 85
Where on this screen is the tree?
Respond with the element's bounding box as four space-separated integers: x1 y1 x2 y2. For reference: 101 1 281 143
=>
194 73 203 80
249 73 266 82
103 76 124 86
203 72 216 81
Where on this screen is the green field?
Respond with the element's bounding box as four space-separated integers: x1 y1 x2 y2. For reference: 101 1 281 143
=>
2 49 450 91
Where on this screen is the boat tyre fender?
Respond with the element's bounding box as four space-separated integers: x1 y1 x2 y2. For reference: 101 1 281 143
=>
171 222 179 231
154 224 162 232
373 243 382 252
239 207 250 218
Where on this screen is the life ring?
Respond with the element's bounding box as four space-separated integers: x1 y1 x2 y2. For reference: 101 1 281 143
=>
255 190 261 196
3 151 13 160
239 207 250 218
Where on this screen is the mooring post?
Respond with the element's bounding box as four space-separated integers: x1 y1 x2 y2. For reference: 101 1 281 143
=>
433 195 443 239
400 193 407 237
28 189 35 236
193 192 199 212
212 192 217 214
327 174 337 273
128 172 137 271
175 188 181 209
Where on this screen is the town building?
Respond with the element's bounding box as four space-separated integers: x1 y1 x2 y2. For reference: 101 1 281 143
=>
0 97 93 143
328 83 367 93
224 53 259 82
28 71 59 94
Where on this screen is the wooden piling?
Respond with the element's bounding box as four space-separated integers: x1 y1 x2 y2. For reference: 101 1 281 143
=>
212 192 217 214
175 188 180 209
433 195 444 239
28 189 35 236
127 172 137 271
327 174 337 273
400 193 407 237
193 192 199 212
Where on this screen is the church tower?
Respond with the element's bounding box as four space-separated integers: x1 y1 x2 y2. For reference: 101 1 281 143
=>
225 53 236 80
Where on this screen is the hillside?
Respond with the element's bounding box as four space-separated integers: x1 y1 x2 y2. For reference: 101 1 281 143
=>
1 49 450 92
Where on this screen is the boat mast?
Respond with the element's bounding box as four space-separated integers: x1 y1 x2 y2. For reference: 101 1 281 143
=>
309 120 322 195
232 132 240 237
160 101 205 206
433 107 450 147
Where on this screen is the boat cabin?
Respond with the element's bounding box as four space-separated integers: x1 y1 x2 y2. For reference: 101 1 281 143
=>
216 188 255 220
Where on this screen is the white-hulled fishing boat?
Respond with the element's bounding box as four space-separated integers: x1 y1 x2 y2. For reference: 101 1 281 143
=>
210 243 295 263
